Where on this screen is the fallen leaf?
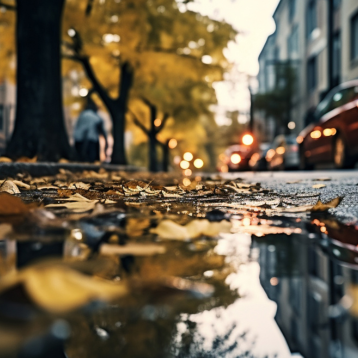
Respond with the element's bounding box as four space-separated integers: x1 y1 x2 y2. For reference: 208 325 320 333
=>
150 219 232 240
312 184 326 189
0 193 31 215
100 243 166 256
46 193 99 212
313 178 331 181
0 180 20 194
312 197 342 212
16 156 37 163
69 182 91 190
0 264 127 313
0 157 12 163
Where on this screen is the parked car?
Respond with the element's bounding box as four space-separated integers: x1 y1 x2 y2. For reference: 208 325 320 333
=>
298 80 358 169
249 143 271 171
266 135 299 170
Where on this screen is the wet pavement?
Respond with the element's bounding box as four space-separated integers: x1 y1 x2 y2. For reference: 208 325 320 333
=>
0 170 358 358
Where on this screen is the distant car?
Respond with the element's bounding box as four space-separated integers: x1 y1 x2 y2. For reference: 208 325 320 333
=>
249 143 271 171
298 80 358 169
224 144 255 171
266 135 299 170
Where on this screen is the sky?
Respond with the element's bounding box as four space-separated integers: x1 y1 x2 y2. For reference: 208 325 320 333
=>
186 0 281 122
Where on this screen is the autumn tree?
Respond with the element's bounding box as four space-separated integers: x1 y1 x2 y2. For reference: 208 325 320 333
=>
2 0 72 161
63 0 236 167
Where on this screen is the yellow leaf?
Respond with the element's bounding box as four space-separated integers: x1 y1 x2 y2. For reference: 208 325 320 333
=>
311 197 342 212
0 265 127 313
150 219 231 240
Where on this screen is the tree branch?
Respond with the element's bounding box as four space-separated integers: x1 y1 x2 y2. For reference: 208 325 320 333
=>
156 112 170 134
85 0 94 16
0 2 16 10
128 109 149 136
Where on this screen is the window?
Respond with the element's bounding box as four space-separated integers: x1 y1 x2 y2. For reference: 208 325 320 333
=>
288 25 299 58
289 0 296 21
332 32 341 85
307 56 317 92
307 0 317 38
333 0 341 10
352 11 358 61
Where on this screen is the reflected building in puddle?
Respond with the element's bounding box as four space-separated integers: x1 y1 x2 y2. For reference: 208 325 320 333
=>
254 230 358 358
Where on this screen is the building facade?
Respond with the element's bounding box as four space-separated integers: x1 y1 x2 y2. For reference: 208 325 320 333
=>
256 0 358 142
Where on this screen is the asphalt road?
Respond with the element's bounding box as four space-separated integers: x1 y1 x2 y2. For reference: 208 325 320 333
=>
221 169 358 224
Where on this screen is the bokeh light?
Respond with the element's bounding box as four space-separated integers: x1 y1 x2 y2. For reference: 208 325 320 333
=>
242 134 254 146
270 277 279 286
288 121 296 130
193 158 204 168
154 118 162 127
183 152 194 161
168 139 177 149
183 178 191 186
184 169 192 176
230 153 241 164
180 160 190 169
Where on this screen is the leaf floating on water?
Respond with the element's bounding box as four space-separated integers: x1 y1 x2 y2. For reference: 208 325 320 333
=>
0 193 31 215
286 180 302 184
100 243 166 256
312 184 326 189
311 197 342 212
0 265 127 313
150 219 231 240
46 193 99 213
0 180 20 194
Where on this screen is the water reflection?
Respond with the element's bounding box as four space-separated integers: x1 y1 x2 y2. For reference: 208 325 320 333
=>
253 224 358 358
2 209 358 357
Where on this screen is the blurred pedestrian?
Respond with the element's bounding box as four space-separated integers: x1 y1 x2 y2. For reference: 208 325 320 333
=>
74 97 108 162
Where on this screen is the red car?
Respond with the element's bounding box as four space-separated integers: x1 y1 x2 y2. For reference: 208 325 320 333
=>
298 80 358 169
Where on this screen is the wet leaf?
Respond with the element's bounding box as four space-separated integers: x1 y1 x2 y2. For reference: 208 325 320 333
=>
0 157 12 163
0 193 31 215
0 180 20 194
312 184 326 189
150 219 232 240
0 264 127 313
46 193 99 212
69 182 91 190
312 197 342 212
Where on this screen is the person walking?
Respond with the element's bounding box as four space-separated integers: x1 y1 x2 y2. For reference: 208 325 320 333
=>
74 97 108 162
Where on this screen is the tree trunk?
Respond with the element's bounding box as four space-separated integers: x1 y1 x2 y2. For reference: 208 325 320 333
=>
6 0 72 161
110 62 133 165
148 104 158 172
110 104 127 165
162 140 170 172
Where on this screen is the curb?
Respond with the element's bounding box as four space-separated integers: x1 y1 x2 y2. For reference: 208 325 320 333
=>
0 162 142 179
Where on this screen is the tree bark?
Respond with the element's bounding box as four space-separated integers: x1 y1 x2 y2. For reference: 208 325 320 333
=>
146 101 158 172
6 0 72 161
161 140 170 172
111 63 133 165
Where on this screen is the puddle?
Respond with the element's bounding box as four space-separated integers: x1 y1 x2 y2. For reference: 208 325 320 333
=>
0 173 357 357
